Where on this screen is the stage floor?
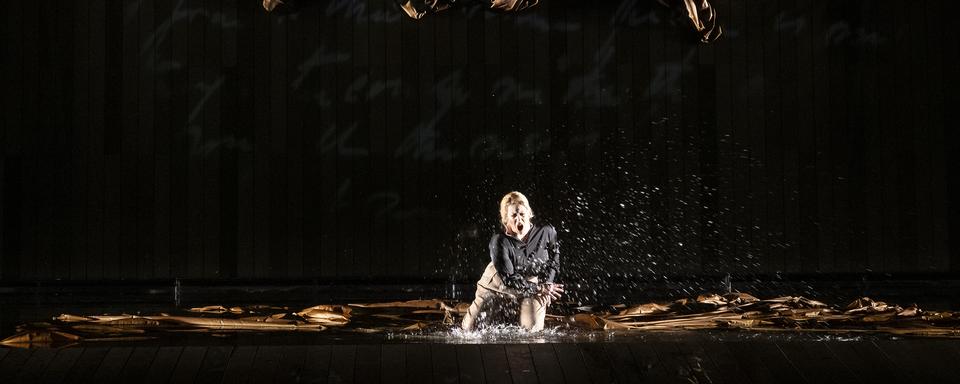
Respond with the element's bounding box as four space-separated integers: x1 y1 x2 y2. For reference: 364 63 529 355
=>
2 331 960 383
2 280 960 382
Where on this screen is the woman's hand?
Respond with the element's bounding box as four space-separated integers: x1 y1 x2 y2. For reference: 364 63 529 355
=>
537 283 564 305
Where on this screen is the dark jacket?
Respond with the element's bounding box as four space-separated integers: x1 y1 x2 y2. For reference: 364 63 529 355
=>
489 224 560 297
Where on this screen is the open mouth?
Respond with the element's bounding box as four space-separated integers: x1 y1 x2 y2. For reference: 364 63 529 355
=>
516 222 525 232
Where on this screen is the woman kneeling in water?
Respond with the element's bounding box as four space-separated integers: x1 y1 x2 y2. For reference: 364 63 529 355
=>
461 191 564 332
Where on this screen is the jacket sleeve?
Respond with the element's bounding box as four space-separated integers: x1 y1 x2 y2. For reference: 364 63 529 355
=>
543 225 560 283
490 235 538 297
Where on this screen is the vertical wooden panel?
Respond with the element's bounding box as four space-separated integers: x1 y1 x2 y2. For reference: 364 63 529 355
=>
681 11 705 275
895 2 919 272
36 0 56 281
812 0 835 273
169 0 190 279
0 0 24 281
832 1 856 274
464 3 488 277
101 0 123 281
319 5 339 278
779 0 801 273
416 8 436 277
219 0 239 279
185 0 205 278
380 1 401 279
910 1 933 272
861 0 883 272
269 5 290 279
711 0 733 275
877 0 899 272
252 2 271 278
301 1 322 278
286 4 304 278
335 5 354 277
948 0 960 273
926 0 950 271
400 11 419 277
728 0 751 274
71 0 90 280
120 0 140 279
202 0 223 278
761 0 784 273
366 0 387 277
236 0 255 278
647 0 668 275
154 0 173 279
264 5 292 278
87 0 107 281
20 0 39 280
434 0 453 281
745 0 768 274
663 0 686 274
138 0 157 279
795 0 819 273
629 0 654 277
351 2 371 277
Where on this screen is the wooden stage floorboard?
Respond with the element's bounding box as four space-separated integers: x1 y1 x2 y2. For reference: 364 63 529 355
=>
3 337 960 383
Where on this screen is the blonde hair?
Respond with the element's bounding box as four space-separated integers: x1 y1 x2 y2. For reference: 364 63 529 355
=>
499 191 534 228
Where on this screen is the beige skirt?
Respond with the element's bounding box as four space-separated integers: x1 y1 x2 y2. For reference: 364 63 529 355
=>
461 262 549 332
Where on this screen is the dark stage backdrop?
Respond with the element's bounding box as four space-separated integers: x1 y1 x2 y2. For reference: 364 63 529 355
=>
1 0 958 284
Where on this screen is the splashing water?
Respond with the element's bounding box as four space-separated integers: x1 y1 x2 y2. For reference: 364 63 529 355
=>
385 323 609 344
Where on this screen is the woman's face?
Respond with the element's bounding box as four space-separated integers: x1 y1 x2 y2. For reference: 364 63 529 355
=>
505 204 531 238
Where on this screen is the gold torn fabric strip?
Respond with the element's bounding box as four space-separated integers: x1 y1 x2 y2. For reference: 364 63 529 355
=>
681 0 723 43
4 293 959 348
398 0 539 19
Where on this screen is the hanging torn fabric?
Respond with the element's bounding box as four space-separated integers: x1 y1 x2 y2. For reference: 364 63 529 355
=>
261 1 722 43
673 0 723 43
393 0 722 43
396 0 541 19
